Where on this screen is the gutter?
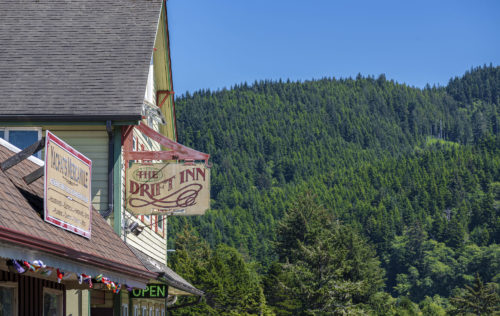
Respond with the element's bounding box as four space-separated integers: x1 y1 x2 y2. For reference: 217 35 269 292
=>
158 273 204 297
100 120 114 219
0 225 156 280
167 296 203 311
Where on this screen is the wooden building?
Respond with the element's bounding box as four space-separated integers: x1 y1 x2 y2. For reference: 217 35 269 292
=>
0 0 205 314
0 139 155 315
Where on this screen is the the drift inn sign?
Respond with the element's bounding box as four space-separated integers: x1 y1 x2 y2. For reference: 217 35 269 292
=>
126 163 210 215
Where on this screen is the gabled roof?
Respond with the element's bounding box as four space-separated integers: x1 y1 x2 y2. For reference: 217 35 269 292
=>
0 140 155 282
0 0 163 121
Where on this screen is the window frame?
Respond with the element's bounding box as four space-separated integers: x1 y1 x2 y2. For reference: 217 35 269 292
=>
122 303 129 316
0 281 18 316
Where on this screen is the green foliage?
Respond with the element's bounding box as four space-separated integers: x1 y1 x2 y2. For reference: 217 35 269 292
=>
264 193 385 315
169 227 273 315
167 65 500 312
448 274 500 315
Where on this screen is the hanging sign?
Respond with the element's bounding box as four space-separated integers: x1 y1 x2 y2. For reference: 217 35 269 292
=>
130 284 167 299
126 163 210 215
44 131 92 238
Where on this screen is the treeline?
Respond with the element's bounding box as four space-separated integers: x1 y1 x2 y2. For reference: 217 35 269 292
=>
168 65 500 314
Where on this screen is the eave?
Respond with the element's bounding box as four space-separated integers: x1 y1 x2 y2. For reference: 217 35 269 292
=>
0 114 142 123
0 225 157 281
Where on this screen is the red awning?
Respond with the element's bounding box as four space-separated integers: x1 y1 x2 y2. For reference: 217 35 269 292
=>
123 123 210 163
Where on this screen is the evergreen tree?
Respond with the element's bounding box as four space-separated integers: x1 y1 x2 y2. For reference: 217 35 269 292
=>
449 274 500 315
265 193 385 315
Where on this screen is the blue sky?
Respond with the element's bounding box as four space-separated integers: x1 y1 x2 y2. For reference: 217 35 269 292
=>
167 0 500 96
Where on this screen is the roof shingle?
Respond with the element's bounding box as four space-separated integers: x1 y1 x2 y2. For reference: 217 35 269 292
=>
0 0 162 120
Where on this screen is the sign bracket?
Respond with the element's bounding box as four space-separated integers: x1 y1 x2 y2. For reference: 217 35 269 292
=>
0 138 45 171
123 122 210 167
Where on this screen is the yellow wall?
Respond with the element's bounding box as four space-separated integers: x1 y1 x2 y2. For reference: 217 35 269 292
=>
153 5 176 141
65 289 90 316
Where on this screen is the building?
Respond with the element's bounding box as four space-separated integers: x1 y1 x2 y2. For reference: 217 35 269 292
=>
0 0 206 314
0 139 155 315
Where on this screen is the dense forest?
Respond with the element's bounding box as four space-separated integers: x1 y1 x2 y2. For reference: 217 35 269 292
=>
168 65 500 315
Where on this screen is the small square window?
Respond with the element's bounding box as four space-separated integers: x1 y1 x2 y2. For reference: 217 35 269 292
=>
0 128 42 158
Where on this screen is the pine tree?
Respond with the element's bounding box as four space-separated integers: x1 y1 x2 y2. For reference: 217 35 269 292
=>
449 274 500 315
266 193 385 315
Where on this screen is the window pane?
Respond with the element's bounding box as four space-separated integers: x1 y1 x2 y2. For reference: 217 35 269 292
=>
0 287 15 316
0 131 4 139
43 292 61 316
9 130 40 158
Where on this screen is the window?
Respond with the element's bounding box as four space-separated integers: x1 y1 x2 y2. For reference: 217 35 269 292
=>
142 307 147 316
122 304 128 316
0 127 42 158
156 215 165 237
149 307 153 316
156 309 160 316
134 305 139 316
43 288 63 316
158 215 163 230
0 282 18 316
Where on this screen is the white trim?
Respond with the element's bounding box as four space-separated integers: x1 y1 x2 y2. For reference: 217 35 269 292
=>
0 281 18 316
0 135 44 166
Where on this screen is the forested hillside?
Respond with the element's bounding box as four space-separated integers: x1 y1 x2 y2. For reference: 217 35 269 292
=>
169 65 500 314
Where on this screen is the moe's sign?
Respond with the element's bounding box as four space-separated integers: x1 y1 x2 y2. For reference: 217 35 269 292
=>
44 131 92 238
130 284 167 299
126 163 210 215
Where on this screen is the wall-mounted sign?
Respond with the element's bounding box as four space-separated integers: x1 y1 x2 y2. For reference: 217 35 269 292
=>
44 131 92 238
126 163 210 215
130 284 167 299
